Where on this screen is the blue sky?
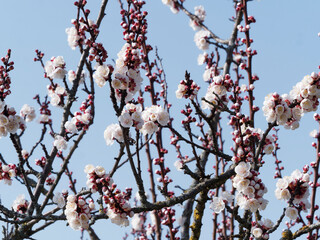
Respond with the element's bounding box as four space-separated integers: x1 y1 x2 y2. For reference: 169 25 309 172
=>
0 0 320 239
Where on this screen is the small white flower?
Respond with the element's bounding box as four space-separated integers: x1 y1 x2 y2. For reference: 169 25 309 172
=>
174 160 184 171
235 162 251 178
53 192 66 208
197 53 207 65
131 214 143 231
20 104 36 122
210 197 225 213
251 227 263 238
53 135 67 151
310 129 318 138
66 27 80 50
194 30 210 50
65 121 77 134
119 112 133 128
94 166 106 177
141 121 158 136
285 207 298 220
104 123 124 145
221 191 234 203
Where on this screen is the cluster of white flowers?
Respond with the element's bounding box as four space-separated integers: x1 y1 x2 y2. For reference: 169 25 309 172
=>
131 213 144 231
141 105 170 135
84 164 133 227
233 162 268 213
20 104 36 122
115 104 170 136
105 188 134 227
232 126 274 161
53 192 66 208
275 169 310 220
64 111 92 134
107 207 133 227
202 75 231 110
0 162 17 185
161 0 179 14
290 74 320 112
66 19 95 50
53 135 67 151
118 103 143 129
104 123 124 146
93 64 110 88
251 218 274 239
47 84 66 107
113 43 143 103
84 164 114 193
12 194 29 214
263 73 320 130
210 191 234 214
175 78 199 100
45 56 67 79
65 26 80 50
68 70 86 84
189 5 206 31
0 101 25 137
194 30 210 51
65 195 95 230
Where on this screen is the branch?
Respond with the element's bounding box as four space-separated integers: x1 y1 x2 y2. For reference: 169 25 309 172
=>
132 166 235 212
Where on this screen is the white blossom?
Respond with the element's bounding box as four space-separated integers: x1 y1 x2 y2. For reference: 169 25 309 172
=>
66 27 80 50
53 135 67 151
53 192 66 208
210 197 225 213
285 207 298 220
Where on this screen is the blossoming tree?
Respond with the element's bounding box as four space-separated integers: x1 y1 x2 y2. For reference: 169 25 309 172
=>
0 0 320 239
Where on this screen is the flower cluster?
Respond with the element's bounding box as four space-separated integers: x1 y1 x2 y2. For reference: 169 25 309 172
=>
263 73 320 130
53 135 68 151
84 164 113 193
233 162 268 213
65 195 95 230
0 162 17 185
158 207 179 239
84 164 133 226
189 5 206 31
0 49 14 100
175 77 199 100
104 123 124 146
104 187 133 227
93 64 111 88
45 56 67 79
112 43 143 103
20 104 36 122
68 70 86 84
12 195 29 214
201 75 233 110
118 103 143 129
53 192 66 208
65 26 81 50
65 95 93 133
275 169 311 220
0 101 26 137
36 96 52 124
210 191 234 214
140 105 170 135
47 84 67 107
194 30 210 51
66 1 99 51
231 125 274 163
251 218 274 239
